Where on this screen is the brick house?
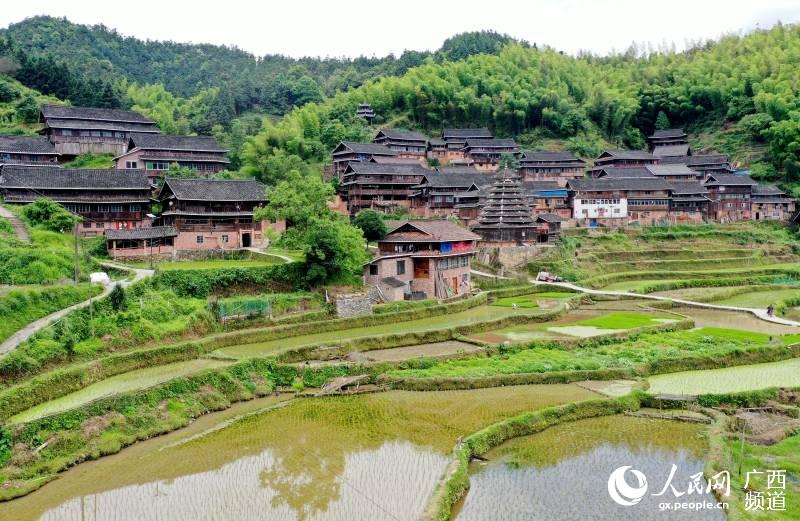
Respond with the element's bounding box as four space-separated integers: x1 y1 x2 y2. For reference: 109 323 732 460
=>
364 220 480 301
518 151 585 186
0 135 59 166
154 178 267 250
39 105 160 157
114 134 229 178
0 165 152 236
524 181 572 220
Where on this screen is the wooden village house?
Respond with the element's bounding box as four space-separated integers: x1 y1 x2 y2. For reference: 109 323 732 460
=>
667 182 710 223
524 181 572 220
703 173 756 222
648 128 690 159
589 150 659 175
154 178 267 250
39 105 160 157
364 220 480 301
331 142 398 178
339 162 429 215
517 151 585 186
114 134 229 178
372 129 428 159
0 166 151 235
751 184 796 221
462 138 520 172
409 170 491 219
0 135 59 166
438 128 493 163
105 226 178 259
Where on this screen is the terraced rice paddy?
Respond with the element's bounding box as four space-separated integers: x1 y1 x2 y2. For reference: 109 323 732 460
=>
0 386 597 521
708 287 800 307
359 340 481 362
8 359 234 424
217 304 543 358
647 357 800 395
454 415 720 521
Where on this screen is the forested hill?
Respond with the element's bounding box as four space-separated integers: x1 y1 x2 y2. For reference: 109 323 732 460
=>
0 16 519 116
240 23 800 193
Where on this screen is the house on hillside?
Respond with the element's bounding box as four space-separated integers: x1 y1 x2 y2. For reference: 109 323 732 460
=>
331 142 398 178
0 135 59 166
590 150 659 172
524 181 572 220
364 220 480 301
662 154 734 176
648 129 690 158
339 162 429 215
105 226 178 259
439 128 493 163
409 171 491 219
517 151 585 186
356 103 375 123
154 178 267 250
463 138 520 172
39 105 160 157
751 184 796 221
567 178 630 227
0 166 151 235
114 134 229 178
644 164 700 181
372 129 428 159
702 173 756 221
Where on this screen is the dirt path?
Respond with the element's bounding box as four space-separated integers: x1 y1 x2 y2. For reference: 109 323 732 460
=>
0 206 30 242
243 247 294 263
470 269 800 328
0 263 154 357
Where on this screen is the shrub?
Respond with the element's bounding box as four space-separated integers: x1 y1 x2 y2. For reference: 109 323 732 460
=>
22 199 78 232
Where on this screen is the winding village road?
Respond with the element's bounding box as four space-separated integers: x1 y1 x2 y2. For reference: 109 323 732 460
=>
470 269 800 328
0 263 154 357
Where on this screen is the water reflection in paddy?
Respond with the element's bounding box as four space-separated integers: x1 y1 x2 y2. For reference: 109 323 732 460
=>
0 385 597 521
455 415 724 521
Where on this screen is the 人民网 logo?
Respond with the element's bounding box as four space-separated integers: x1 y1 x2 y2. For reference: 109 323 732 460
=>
608 465 649 506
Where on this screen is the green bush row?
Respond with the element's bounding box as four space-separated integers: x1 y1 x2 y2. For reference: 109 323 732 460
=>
153 263 302 297
372 299 437 314
636 275 797 294
583 266 800 289
425 395 642 521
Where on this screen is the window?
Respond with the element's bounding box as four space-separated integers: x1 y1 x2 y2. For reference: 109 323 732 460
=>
369 264 378 275
77 204 90 213
196 235 204 244
102 131 113 137
125 161 138 169
221 235 229 243
396 260 406 275
64 204 77 212
460 256 468 267
146 161 170 170
110 205 123 213
90 130 101 137
96 222 103 229
449 257 459 269
62 129 73 136
129 205 141 212
82 221 91 228
97 206 109 213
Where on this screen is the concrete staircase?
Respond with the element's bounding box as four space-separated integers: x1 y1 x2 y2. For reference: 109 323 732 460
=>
0 206 30 243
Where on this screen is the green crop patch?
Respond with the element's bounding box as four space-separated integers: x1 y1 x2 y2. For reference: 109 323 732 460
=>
491 296 539 308
573 313 673 330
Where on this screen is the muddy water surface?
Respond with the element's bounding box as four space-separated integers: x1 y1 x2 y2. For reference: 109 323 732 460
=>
454 415 723 521
0 385 597 521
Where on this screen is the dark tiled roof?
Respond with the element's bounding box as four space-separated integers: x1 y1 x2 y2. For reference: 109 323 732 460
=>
380 276 408 288
42 118 160 133
597 150 656 161
752 184 787 196
646 164 698 177
464 138 519 148
0 135 58 155
535 213 566 223
369 156 424 165
442 128 493 139
333 142 398 156
422 173 491 188
161 178 266 201
652 144 690 157
374 129 428 142
596 167 654 179
437 166 481 175
40 105 154 124
520 151 583 163
128 133 228 153
0 166 149 190
703 174 757 187
345 162 430 176
568 178 672 192
384 220 480 242
649 128 687 139
687 154 730 166
669 182 709 195
106 226 177 240
428 137 446 146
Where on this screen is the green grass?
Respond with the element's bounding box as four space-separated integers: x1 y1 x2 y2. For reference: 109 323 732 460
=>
533 292 575 298
373 299 437 314
647 357 800 395
388 327 798 379
265 248 305 262
710 288 800 308
491 296 539 308
62 153 114 169
156 258 281 270
573 313 672 329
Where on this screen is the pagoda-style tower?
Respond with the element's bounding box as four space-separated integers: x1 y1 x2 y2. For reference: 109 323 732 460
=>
472 168 541 243
356 103 376 124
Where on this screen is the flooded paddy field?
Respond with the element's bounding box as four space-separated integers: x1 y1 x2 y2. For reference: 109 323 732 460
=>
360 340 481 362
647 357 800 395
674 307 800 335
9 359 234 424
217 303 543 359
454 415 722 521
0 385 598 521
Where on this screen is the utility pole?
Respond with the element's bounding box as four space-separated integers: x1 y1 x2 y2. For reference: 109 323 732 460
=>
73 221 80 284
